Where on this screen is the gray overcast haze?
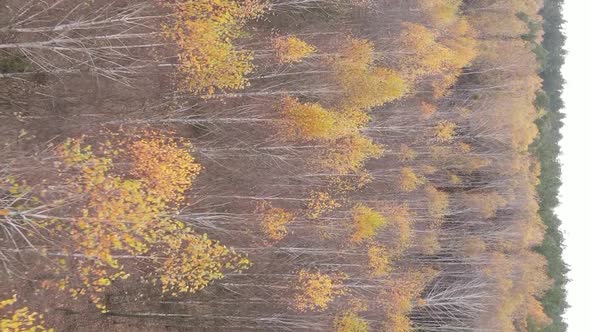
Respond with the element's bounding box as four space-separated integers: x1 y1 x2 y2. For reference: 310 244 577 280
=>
557 1 589 331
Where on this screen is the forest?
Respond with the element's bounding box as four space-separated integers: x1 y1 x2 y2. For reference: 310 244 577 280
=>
0 0 567 331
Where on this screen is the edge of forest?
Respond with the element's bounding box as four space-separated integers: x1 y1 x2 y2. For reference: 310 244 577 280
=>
531 0 568 330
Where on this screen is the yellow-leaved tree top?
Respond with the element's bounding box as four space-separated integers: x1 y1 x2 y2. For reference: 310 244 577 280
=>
51 130 248 310
293 269 347 312
333 38 407 110
350 204 388 244
273 36 316 64
163 0 265 95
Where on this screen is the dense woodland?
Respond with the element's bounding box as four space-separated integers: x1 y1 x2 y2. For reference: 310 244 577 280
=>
0 0 567 331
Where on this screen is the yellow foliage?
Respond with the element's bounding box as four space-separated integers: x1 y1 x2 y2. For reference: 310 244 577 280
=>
0 296 17 310
341 107 372 130
417 0 462 27
425 185 449 222
465 156 491 173
279 96 350 141
468 11 527 39
421 164 438 175
55 132 248 308
344 67 407 110
128 131 201 204
526 296 552 328
457 142 472 153
398 167 425 192
0 295 53 331
443 35 478 69
480 249 552 332
160 232 250 296
390 204 414 257
306 191 341 219
273 36 316 64
456 106 472 119
328 172 373 194
432 71 460 99
398 23 454 79
380 268 439 331
257 201 294 242
434 120 457 142
61 138 166 265
163 0 265 95
320 134 384 174
462 237 487 257
293 269 347 312
429 145 452 161
397 21 477 96
385 313 412 332
519 216 546 248
334 38 407 110
450 16 478 38
347 298 369 312
334 311 369 332
399 144 416 162
334 38 375 73
419 232 441 255
350 204 388 244
466 192 507 219
367 244 392 277
449 174 462 185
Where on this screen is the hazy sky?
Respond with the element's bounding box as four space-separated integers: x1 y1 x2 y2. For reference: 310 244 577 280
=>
557 1 589 331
